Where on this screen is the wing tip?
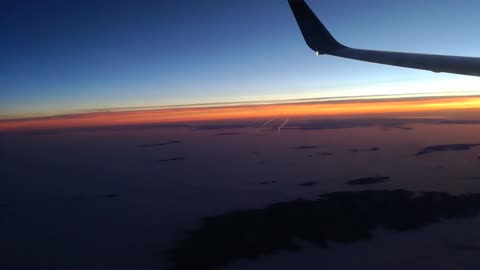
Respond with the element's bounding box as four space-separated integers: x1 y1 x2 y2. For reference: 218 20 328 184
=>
288 0 344 54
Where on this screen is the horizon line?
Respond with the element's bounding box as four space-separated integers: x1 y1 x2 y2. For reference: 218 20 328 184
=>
2 90 480 122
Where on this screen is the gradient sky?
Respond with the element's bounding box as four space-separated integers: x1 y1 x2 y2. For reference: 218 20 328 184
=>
2 0 480 118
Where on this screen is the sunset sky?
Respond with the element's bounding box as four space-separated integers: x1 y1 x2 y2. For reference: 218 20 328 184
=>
2 0 480 121
2 95 480 132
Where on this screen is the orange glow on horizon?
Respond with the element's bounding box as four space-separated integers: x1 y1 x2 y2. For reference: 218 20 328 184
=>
2 96 480 132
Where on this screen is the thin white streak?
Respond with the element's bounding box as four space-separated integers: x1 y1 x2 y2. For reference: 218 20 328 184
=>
259 115 278 129
277 118 289 135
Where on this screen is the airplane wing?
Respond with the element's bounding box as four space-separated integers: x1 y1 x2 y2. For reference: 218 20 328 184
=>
288 0 480 77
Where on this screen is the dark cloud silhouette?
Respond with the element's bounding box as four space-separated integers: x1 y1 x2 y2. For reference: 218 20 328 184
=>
286 119 375 130
416 144 480 156
392 126 414 130
351 147 380 152
214 132 243 136
166 190 480 270
156 158 185 163
299 181 317 187
138 141 181 147
260 181 277 185
347 177 390 185
295 145 321 150
284 118 480 131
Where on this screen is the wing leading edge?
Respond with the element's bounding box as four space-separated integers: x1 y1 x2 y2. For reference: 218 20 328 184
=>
288 0 480 77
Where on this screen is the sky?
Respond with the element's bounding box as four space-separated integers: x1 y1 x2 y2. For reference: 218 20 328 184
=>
2 95 480 132
1 0 480 118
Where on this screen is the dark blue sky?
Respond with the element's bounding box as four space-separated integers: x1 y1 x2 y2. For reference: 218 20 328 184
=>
2 0 480 117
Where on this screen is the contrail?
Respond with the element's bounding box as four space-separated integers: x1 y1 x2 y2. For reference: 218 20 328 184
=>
259 115 278 129
277 118 289 135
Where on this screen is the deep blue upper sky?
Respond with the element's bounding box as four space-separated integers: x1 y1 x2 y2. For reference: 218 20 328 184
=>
1 0 480 117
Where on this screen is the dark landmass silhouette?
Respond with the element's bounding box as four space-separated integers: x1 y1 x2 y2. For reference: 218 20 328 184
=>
416 144 480 156
214 132 242 136
260 181 277 185
138 141 181 147
318 152 334 156
166 190 480 270
299 181 317 187
351 147 380 152
156 158 185 163
347 177 390 185
296 145 320 150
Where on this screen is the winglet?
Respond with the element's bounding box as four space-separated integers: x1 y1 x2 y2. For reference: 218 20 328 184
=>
288 0 345 54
